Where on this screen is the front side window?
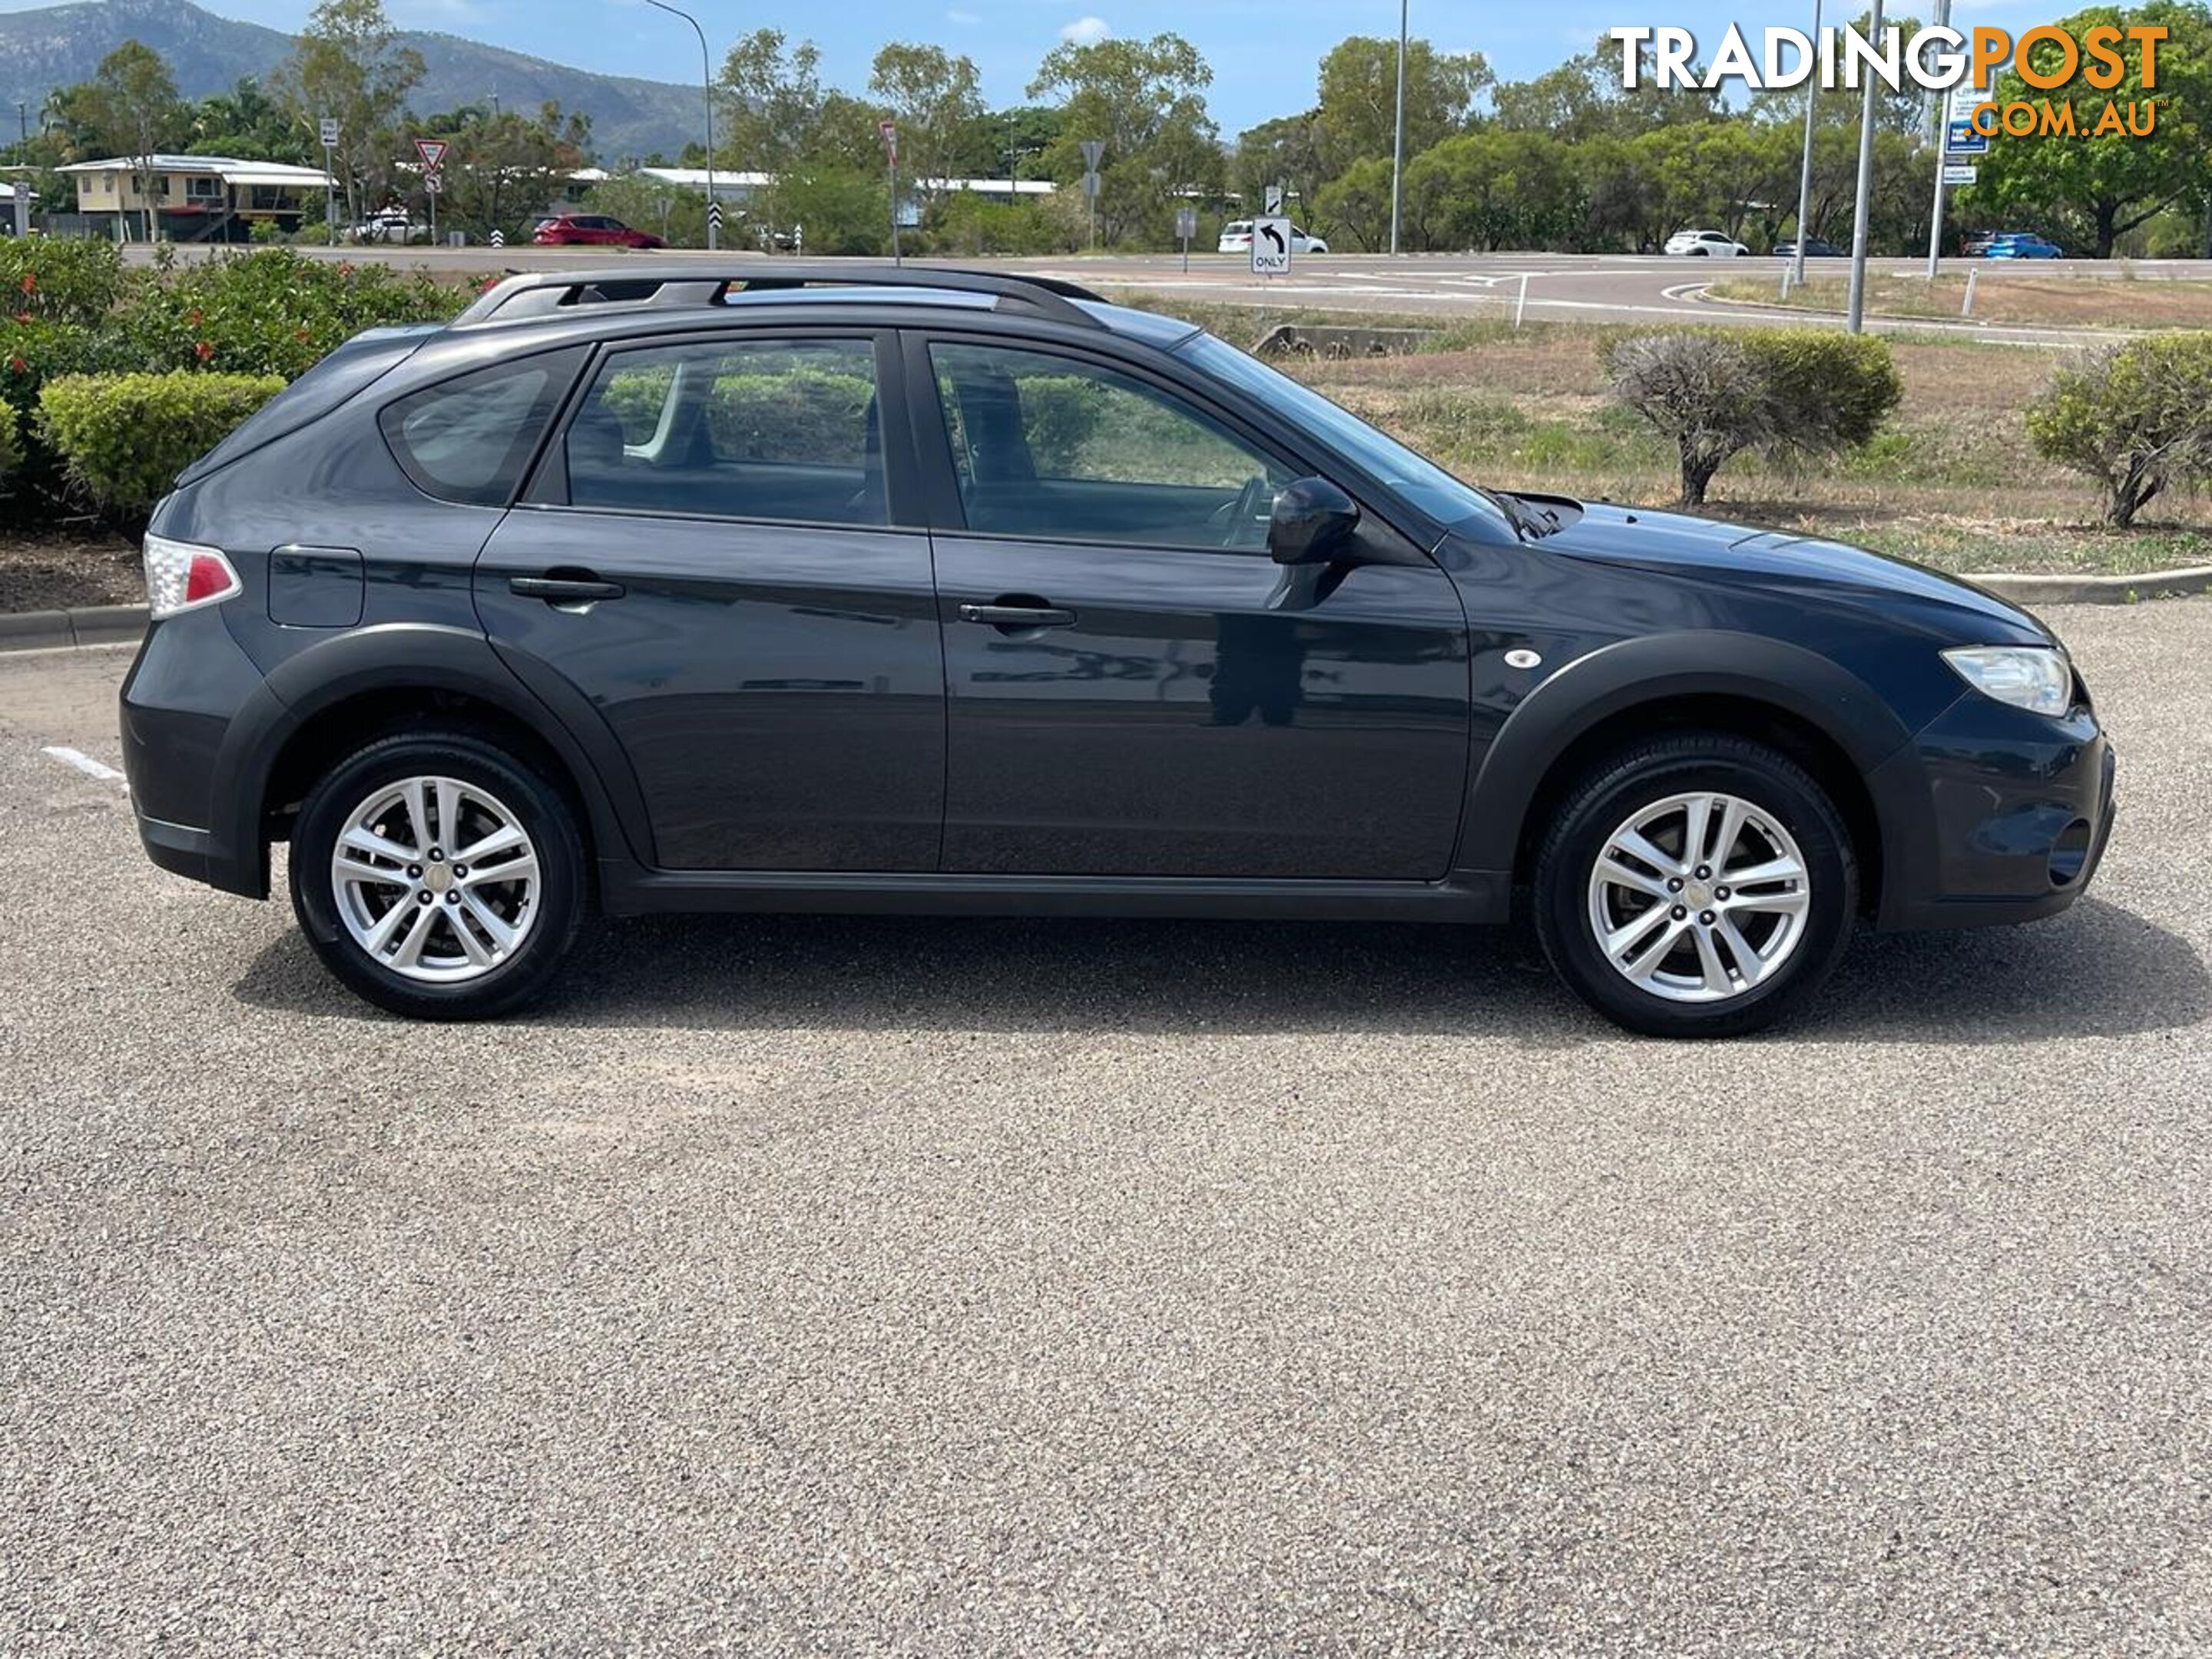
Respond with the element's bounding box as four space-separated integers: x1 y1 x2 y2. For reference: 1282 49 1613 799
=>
565 336 886 527
379 349 581 506
929 342 1290 551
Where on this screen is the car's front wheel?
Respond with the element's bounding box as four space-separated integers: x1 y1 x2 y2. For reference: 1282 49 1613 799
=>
1534 734 1858 1037
290 731 586 1020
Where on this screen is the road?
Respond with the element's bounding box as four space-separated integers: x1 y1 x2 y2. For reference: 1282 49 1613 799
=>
124 243 2212 343
3 603 2210 1652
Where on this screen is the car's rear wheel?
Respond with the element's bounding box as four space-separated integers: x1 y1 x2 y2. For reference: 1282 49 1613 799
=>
290 731 586 1020
1534 734 1857 1038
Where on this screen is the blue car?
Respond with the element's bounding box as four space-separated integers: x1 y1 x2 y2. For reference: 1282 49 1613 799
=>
1985 233 2063 259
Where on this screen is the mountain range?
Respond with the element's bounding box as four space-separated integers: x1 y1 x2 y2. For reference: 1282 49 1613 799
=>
0 0 703 161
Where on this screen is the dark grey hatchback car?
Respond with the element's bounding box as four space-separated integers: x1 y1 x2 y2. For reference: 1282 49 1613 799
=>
121 264 2114 1035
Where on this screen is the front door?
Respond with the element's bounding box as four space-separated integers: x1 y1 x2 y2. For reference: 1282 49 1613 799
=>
471 331 944 871
919 338 1471 879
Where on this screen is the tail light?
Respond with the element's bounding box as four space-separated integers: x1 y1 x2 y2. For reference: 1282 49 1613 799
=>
143 534 241 620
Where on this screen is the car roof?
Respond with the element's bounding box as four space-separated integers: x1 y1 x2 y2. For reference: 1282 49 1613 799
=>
450 263 1198 346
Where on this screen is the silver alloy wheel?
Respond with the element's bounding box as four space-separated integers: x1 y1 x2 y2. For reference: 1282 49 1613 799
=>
329 775 540 984
1584 790 1813 1005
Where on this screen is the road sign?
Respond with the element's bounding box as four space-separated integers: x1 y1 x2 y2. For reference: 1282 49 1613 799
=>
879 119 897 160
1174 206 1197 240
1250 214 1293 276
706 199 723 230
319 117 339 147
1947 82 1992 121
1263 182 1285 214
1081 171 1101 199
488 227 504 247
423 171 443 194
413 137 449 171
1945 119 1990 156
1941 163 1979 187
1079 139 1106 171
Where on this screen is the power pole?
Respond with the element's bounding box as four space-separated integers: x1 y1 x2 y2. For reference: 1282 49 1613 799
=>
1791 0 1821 289
1845 0 1884 333
1923 0 1953 279
1388 0 1408 256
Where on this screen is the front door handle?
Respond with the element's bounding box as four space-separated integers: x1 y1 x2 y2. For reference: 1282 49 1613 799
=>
511 575 626 604
959 602 1076 630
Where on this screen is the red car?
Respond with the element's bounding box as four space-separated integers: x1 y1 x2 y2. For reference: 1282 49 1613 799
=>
530 213 667 249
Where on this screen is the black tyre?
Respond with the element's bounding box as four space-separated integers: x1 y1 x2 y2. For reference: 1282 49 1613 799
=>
289 730 586 1020
1533 733 1858 1038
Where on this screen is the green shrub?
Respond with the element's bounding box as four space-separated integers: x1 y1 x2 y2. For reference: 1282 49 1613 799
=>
38 371 286 522
0 401 20 485
1603 327 1902 505
0 238 127 328
2026 333 2212 526
116 249 464 379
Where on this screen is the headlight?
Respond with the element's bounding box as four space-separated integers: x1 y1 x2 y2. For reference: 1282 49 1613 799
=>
1942 645 2074 717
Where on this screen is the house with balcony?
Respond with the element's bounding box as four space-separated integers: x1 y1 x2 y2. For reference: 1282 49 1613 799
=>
58 155 337 242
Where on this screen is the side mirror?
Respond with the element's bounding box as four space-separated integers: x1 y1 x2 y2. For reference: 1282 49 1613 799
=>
1268 476 1361 566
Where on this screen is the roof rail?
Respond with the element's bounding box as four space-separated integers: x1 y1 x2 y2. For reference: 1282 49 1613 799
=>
453 263 1111 329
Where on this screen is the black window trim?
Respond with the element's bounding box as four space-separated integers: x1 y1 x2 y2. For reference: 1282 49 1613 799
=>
902 328 1322 560
521 325 922 534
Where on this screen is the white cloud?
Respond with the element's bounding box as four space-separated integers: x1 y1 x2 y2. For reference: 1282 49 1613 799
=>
1059 15 1111 44
946 7 980 21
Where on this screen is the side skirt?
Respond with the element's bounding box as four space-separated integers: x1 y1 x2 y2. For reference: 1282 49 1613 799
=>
598 863 1512 925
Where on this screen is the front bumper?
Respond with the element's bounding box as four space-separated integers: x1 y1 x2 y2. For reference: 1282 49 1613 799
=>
1869 690 2115 930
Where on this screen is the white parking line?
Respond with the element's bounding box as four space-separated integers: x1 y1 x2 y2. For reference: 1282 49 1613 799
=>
41 746 125 783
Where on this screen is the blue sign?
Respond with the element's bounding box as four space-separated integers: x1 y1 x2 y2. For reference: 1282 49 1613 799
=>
1945 118 1991 156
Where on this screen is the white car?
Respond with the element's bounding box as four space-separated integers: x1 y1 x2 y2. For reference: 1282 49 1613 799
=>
1664 229 1750 257
1219 220 1329 256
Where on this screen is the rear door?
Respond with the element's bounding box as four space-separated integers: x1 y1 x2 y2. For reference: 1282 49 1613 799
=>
469 329 945 872
913 333 1472 880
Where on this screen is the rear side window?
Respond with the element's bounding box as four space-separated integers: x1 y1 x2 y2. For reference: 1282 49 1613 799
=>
179 325 435 485
379 349 584 506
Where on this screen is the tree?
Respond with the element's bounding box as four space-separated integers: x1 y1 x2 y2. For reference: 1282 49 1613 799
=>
718 28 825 171
588 169 706 247
275 0 426 223
1027 31 1220 244
869 43 985 198
1313 35 1489 173
78 41 183 239
1492 39 1721 142
2028 333 2212 522
1971 0 2212 257
963 105 1065 181
190 78 311 164
408 101 591 240
1231 112 1326 218
1311 156 1395 250
1403 131 1581 251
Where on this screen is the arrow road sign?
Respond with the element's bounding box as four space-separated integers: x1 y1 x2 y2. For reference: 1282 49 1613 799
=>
423 171 443 194
1251 214 1292 276
488 228 505 247
413 137 449 171
319 117 339 147
706 200 723 230
1263 182 1285 214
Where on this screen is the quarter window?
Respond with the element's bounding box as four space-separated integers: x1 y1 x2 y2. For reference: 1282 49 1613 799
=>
565 337 886 527
379 349 582 507
929 342 1290 551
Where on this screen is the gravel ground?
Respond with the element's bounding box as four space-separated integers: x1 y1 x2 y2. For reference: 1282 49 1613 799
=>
2 604 2209 1654
0 532 143 613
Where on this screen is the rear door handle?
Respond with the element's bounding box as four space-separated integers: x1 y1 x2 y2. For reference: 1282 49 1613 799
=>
511 575 625 603
959 603 1075 629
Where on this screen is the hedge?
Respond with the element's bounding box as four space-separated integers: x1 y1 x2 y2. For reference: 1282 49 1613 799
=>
2027 333 2212 526
38 372 286 521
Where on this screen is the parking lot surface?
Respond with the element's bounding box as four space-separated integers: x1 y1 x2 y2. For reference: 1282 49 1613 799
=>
3 601 2209 1654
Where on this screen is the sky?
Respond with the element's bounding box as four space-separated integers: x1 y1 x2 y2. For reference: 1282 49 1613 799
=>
11 0 2075 135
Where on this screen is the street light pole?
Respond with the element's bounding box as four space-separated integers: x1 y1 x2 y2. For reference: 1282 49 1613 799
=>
1389 0 1408 256
641 0 717 250
1923 0 1953 280
1845 0 1884 333
1791 0 1821 289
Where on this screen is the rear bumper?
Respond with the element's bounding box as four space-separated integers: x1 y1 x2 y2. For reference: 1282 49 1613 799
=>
119 610 272 899
1871 692 2114 931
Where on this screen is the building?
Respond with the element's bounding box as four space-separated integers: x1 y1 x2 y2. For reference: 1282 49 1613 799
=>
58 155 337 243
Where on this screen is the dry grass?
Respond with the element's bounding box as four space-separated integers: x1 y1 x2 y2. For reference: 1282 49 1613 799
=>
1104 293 2212 578
1706 270 2212 330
